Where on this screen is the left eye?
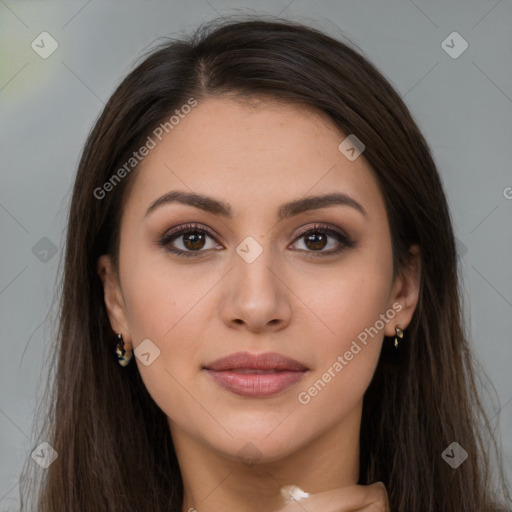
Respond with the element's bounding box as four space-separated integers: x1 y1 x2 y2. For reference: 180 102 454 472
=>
159 223 354 258
289 225 353 255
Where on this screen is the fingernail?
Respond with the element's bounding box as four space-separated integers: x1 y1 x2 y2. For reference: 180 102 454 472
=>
280 485 310 504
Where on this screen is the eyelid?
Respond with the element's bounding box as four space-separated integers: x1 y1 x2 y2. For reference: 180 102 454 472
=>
163 223 217 239
288 223 355 257
158 222 354 257
291 223 351 243
159 223 220 247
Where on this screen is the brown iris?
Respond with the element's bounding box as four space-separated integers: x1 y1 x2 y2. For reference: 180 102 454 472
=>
183 231 206 250
304 232 327 251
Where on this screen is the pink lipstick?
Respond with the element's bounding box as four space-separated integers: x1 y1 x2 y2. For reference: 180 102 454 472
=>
204 351 308 398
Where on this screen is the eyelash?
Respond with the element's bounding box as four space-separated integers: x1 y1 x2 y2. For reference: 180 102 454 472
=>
158 223 355 259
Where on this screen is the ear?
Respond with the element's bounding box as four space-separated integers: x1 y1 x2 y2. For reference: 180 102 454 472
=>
97 254 130 340
384 244 421 337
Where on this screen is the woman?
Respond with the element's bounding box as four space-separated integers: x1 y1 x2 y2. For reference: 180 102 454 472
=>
21 17 511 511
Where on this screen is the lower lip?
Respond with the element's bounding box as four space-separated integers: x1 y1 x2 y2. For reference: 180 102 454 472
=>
205 369 307 398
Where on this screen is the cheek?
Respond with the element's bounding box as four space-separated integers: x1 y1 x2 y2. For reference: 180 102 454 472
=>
119 237 214 343
118 248 221 404
292 249 393 353
294 348 379 443
120 268 212 432
291 246 393 413
121 268 213 368
293 278 389 427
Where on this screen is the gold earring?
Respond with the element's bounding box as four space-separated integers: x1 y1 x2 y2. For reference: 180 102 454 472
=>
394 326 404 348
114 333 133 366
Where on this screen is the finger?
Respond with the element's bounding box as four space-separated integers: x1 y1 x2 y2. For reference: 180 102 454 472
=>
277 482 389 512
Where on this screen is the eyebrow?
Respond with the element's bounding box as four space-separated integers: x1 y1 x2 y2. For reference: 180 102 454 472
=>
145 190 367 220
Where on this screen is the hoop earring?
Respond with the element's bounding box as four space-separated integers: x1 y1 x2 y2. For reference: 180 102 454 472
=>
394 326 404 349
114 333 133 367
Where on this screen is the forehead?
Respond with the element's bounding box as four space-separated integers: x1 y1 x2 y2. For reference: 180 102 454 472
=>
122 96 386 223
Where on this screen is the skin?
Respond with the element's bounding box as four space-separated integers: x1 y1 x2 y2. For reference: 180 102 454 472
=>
98 96 420 512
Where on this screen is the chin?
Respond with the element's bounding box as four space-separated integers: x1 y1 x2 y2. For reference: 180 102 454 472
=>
205 421 314 465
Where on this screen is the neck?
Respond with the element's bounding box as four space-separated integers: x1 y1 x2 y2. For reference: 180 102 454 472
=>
171 402 362 512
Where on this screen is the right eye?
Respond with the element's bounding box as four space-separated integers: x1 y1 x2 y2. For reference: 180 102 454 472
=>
158 223 223 258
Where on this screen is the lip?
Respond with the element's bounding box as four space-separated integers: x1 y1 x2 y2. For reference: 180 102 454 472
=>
204 351 309 398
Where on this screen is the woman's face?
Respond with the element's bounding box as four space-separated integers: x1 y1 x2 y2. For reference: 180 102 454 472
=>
99 96 419 464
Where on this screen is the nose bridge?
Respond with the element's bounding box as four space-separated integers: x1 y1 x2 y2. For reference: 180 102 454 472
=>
233 234 278 294
222 233 292 331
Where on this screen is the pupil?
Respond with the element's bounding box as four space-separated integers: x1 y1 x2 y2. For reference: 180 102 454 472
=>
306 232 326 250
184 232 205 250
181 231 328 252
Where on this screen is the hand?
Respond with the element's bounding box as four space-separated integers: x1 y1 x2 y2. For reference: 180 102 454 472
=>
277 482 390 512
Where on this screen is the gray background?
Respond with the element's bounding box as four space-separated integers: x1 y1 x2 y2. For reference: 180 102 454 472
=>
1 0 511 508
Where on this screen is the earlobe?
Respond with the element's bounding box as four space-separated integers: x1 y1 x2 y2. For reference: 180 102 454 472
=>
97 254 129 336
385 244 421 336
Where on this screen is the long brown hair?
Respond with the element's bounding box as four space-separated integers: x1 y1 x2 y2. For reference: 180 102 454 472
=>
20 16 511 511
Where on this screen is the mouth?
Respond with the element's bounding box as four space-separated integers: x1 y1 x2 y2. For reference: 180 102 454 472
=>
203 351 309 398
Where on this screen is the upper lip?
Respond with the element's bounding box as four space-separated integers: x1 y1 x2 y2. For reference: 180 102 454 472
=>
204 351 308 371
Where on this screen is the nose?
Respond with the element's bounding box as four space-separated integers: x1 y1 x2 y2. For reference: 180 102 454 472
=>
219 242 292 333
